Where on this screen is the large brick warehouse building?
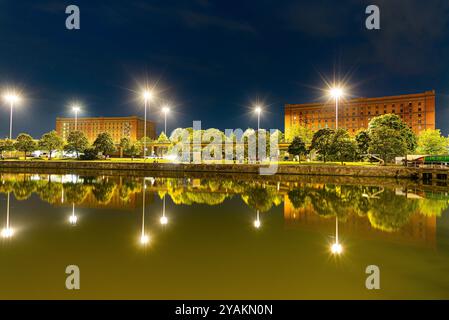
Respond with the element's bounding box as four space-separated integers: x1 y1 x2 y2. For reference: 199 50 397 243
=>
285 90 435 135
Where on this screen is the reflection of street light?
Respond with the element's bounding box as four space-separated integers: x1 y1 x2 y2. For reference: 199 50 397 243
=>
330 216 343 255
3 92 21 139
72 105 81 131
254 210 261 229
162 106 170 135
142 90 153 160
330 87 344 130
140 181 150 246
1 192 14 238
69 202 78 226
160 195 168 225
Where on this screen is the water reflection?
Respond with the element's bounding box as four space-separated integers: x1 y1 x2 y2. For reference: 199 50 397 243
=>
0 173 448 245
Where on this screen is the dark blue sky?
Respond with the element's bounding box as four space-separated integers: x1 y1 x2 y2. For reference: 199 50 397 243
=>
1 0 449 137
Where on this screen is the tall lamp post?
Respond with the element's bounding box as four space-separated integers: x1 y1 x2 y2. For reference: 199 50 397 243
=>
72 106 80 131
142 91 153 160
330 216 343 255
3 92 20 139
1 192 13 238
162 106 170 135
330 87 344 130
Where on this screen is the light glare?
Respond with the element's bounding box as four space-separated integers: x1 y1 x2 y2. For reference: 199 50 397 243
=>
331 242 343 255
1 227 14 238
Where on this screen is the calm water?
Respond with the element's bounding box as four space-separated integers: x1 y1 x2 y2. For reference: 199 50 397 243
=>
0 171 448 299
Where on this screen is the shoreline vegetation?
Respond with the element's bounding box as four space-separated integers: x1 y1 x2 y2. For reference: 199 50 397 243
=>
0 159 417 179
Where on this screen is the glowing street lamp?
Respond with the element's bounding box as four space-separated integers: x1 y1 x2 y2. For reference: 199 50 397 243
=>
142 90 153 160
160 194 168 225
162 106 170 135
69 202 78 226
1 192 14 238
3 92 21 139
330 87 344 130
330 216 343 255
254 210 261 229
72 105 81 131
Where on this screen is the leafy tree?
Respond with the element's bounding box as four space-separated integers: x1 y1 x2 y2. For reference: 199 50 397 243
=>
124 142 141 159
157 132 170 143
329 129 358 164
119 137 131 158
80 147 98 160
368 126 407 164
38 131 64 159
64 131 89 159
368 114 417 152
355 130 371 156
288 136 307 162
310 128 335 162
285 124 314 147
0 139 15 158
416 129 448 155
93 132 116 156
14 133 37 159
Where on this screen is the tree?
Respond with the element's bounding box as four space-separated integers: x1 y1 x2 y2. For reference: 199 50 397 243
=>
93 132 116 157
416 129 448 155
124 142 141 159
64 131 89 159
14 133 37 159
329 129 358 164
119 137 131 158
38 131 64 159
285 124 314 147
310 128 335 162
0 139 14 159
368 114 417 152
288 136 307 162
157 132 170 143
368 126 407 164
355 130 371 156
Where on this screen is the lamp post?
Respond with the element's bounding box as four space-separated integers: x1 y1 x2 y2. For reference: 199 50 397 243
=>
142 91 153 160
3 92 20 139
330 88 344 130
72 106 80 131
162 106 170 135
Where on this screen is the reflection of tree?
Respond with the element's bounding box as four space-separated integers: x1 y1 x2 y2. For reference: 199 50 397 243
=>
418 198 449 217
92 180 116 204
37 181 63 204
241 185 281 213
368 190 418 232
0 180 14 193
13 180 37 200
64 183 89 204
288 187 309 209
169 191 228 205
118 179 141 202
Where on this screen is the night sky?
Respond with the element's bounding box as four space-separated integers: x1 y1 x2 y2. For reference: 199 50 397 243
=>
1 0 449 137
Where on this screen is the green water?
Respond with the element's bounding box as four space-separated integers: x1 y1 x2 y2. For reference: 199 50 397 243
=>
0 171 448 299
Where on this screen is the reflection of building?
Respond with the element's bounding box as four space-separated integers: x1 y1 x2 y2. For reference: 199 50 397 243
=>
56 116 156 143
285 91 435 134
283 196 437 248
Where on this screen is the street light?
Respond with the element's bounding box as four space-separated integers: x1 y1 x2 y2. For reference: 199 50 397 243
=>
3 92 21 139
254 106 262 131
140 181 150 246
162 106 170 135
330 87 344 130
142 90 153 160
72 105 81 131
